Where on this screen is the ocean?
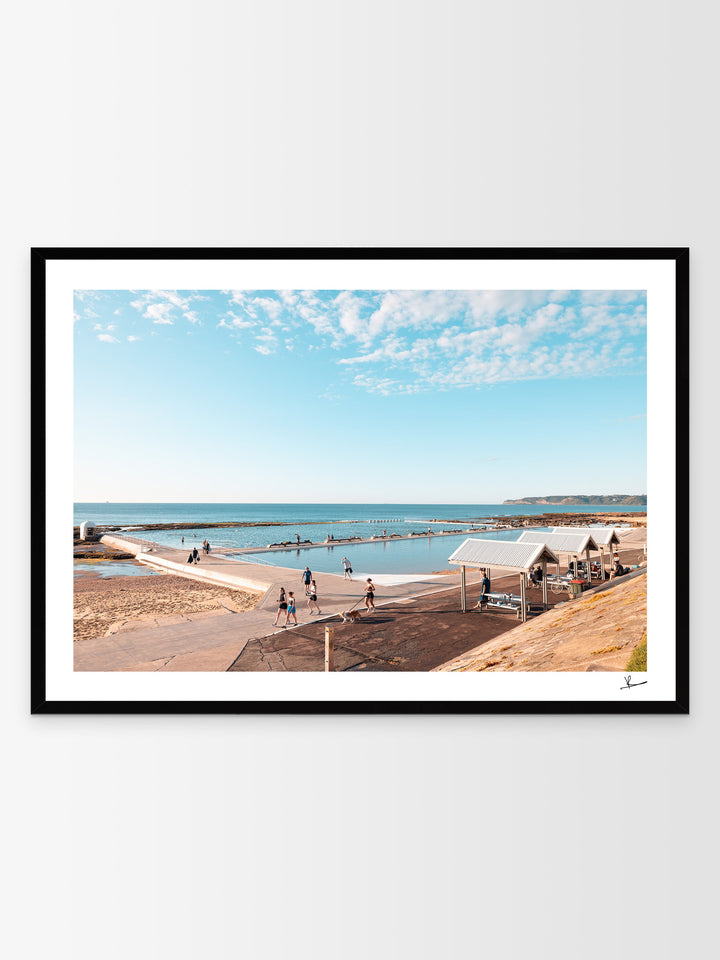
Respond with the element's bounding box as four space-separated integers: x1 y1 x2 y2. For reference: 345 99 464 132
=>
74 502 646 529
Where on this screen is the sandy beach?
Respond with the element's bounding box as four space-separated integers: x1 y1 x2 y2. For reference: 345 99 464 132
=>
73 569 261 642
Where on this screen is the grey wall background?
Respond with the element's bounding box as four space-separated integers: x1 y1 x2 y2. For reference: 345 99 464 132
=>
3 2 715 958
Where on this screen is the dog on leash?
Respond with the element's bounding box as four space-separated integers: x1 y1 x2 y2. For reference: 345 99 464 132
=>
341 610 362 623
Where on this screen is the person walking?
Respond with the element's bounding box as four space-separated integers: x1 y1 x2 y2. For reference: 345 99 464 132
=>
307 580 321 615
192 546 199 564
364 578 376 613
342 556 352 579
285 591 298 627
181 536 184 544
274 587 288 627
301 566 312 594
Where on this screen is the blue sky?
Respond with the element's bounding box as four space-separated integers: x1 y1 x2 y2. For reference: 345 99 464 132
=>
73 288 647 502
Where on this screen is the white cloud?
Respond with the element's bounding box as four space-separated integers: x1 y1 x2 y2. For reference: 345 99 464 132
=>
154 290 191 309
334 291 366 339
573 304 648 342
306 312 338 340
75 291 104 304
251 296 283 320
146 303 174 325
339 335 434 366
129 290 204 326
97 334 119 343
351 373 422 396
218 313 257 330
277 290 579 355
127 335 141 342
580 290 644 305
99 287 646 396
228 291 250 306
253 328 279 354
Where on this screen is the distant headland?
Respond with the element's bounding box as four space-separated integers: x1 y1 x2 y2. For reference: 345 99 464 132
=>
503 494 647 506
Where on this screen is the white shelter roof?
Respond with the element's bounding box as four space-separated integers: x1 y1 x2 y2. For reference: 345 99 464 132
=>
517 530 600 553
448 538 559 571
552 526 620 547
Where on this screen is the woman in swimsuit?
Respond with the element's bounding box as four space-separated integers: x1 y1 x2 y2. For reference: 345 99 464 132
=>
307 580 321 615
285 591 298 626
274 587 287 626
364 578 375 613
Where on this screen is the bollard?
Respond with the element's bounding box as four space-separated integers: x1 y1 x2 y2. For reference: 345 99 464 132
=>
325 626 334 672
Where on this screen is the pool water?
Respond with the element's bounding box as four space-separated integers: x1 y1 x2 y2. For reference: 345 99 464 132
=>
110 518 495 552
228 528 553 576
74 561 161 578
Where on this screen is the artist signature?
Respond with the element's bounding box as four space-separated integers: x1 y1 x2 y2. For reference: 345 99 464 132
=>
620 675 648 690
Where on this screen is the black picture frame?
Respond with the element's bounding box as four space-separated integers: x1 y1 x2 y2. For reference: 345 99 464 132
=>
31 247 689 715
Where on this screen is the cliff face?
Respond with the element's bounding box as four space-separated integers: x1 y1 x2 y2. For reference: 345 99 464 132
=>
503 495 647 505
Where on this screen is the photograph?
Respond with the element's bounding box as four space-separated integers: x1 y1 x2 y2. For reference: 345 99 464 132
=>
34 248 688 712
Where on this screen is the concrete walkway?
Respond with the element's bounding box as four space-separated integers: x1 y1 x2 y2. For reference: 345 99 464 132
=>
73 534 484 672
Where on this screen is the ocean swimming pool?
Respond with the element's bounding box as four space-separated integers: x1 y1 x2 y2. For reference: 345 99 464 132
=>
227 527 554 576
100 518 497 553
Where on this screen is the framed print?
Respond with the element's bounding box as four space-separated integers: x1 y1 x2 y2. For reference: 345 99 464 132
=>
32 247 689 714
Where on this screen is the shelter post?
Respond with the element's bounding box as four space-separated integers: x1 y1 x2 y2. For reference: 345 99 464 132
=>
520 574 527 623
585 546 591 583
461 565 466 613
542 559 548 610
